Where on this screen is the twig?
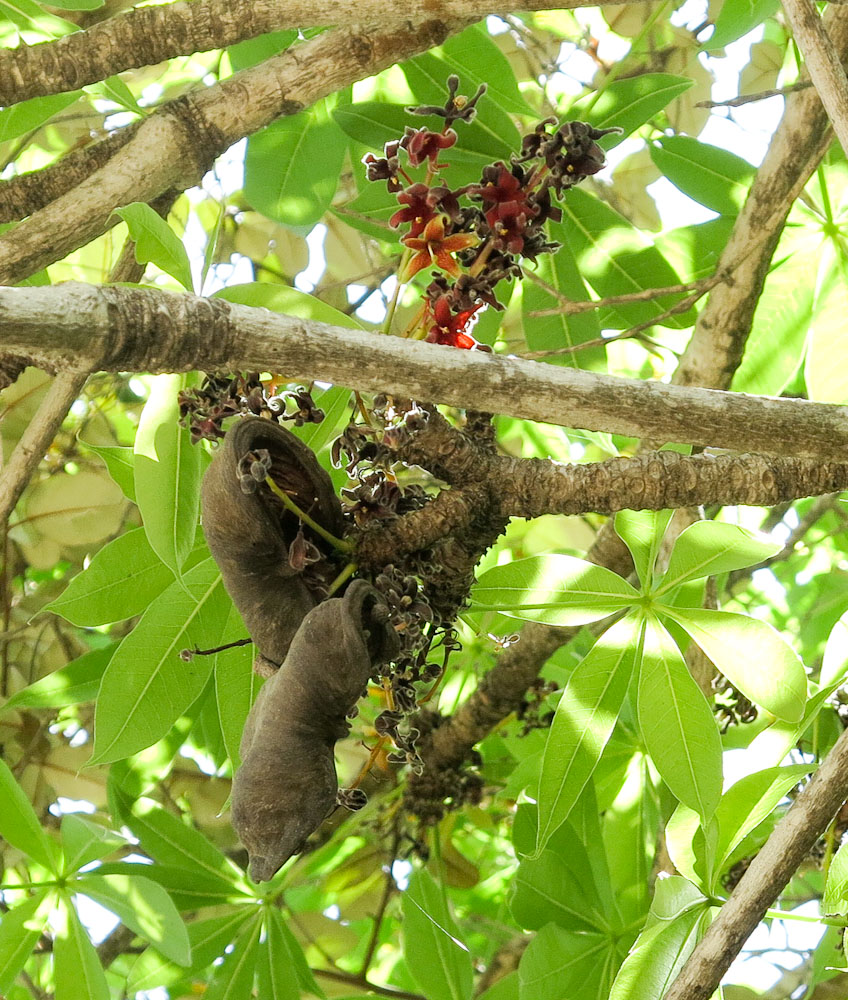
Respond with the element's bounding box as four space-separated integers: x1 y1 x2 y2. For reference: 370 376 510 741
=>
696 81 813 108
360 825 400 976
663 724 848 1000
783 0 848 159
313 967 426 1000
524 275 716 317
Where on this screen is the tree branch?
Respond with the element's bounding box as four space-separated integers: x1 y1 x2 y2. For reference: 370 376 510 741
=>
3 283 847 461
0 0 636 107
664 725 848 1000
0 16 470 285
782 0 848 159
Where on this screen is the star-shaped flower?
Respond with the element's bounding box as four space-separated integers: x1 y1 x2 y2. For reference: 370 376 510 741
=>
426 295 483 350
401 216 477 280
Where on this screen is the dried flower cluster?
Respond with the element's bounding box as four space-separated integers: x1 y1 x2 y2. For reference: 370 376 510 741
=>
363 75 620 350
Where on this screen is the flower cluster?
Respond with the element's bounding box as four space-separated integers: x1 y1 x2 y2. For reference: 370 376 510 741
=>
179 375 324 444
362 76 620 350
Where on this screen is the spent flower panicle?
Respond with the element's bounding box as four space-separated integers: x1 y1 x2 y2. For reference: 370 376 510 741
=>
361 77 620 351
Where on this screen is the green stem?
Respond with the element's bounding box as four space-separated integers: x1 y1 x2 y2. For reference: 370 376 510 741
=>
382 248 411 337
264 476 353 554
708 895 848 927
327 561 358 596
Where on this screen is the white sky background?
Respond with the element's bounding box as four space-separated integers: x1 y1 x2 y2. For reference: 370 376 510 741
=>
55 7 848 995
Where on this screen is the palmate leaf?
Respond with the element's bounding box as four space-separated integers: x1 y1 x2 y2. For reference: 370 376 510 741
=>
637 616 722 821
0 890 50 993
204 913 262 1000
614 509 675 588
60 813 126 874
54 894 109 1000
650 136 756 217
661 606 807 723
535 615 642 855
115 203 193 291
91 557 230 764
1 644 113 713
468 553 638 628
518 924 613 1000
134 373 203 577
0 758 61 872
403 870 474 1000
656 520 781 593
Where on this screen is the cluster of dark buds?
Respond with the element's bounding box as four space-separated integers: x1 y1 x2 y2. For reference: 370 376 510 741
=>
236 448 273 495
373 565 434 660
376 708 424 775
516 677 558 736
179 374 324 443
362 76 621 351
336 786 369 811
341 470 429 527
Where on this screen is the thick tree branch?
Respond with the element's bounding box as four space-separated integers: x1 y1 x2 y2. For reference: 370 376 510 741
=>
664 725 848 1000
673 4 848 390
0 0 634 107
3 283 847 461
782 0 848 159
0 16 469 285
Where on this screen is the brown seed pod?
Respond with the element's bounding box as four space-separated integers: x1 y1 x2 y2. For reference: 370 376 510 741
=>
231 580 399 881
200 416 345 667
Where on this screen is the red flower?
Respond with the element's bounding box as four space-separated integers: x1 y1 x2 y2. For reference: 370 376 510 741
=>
487 201 530 254
426 296 483 350
401 216 477 280
474 163 527 210
402 127 457 167
389 183 437 236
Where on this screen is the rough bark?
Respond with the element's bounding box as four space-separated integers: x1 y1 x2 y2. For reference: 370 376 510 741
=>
3 283 847 461
0 0 634 106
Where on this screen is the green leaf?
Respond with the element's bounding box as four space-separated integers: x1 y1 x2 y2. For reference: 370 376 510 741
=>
75 872 190 965
573 74 694 147
54 894 109 1000
650 137 755 216
262 907 323 999
1 644 113 713
824 839 848 915
0 0 77 31
713 764 813 886
115 203 193 290
78 439 136 501
706 0 780 49
213 281 363 329
0 91 81 143
91 557 229 763
134 373 203 576
732 237 815 396
558 188 694 329
41 0 103 8
518 924 611 1000
614 509 675 588
469 554 638 628
512 838 609 933
94 861 240 911
662 607 807 723
609 877 708 1000
805 246 848 403
46 526 175 625
521 221 604 369
205 914 261 1000
657 521 781 593
60 814 125 873
403 869 474 1000
214 605 258 768
123 795 247 889
0 890 49 993
535 615 641 854
86 75 141 114
245 98 347 231
127 910 255 993
637 616 722 821
227 30 297 71
0 757 60 872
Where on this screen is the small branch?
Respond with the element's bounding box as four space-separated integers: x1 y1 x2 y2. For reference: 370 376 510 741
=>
0 371 87 524
782 0 848 160
663 724 848 1000
696 81 813 108
313 967 426 1000
524 275 717 318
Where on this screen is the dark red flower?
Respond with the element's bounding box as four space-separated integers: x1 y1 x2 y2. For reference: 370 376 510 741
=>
487 200 530 254
472 163 528 211
389 183 437 235
426 295 483 350
402 127 457 167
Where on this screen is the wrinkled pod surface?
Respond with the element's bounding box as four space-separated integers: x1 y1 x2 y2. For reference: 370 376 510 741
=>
232 580 399 881
200 416 345 668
